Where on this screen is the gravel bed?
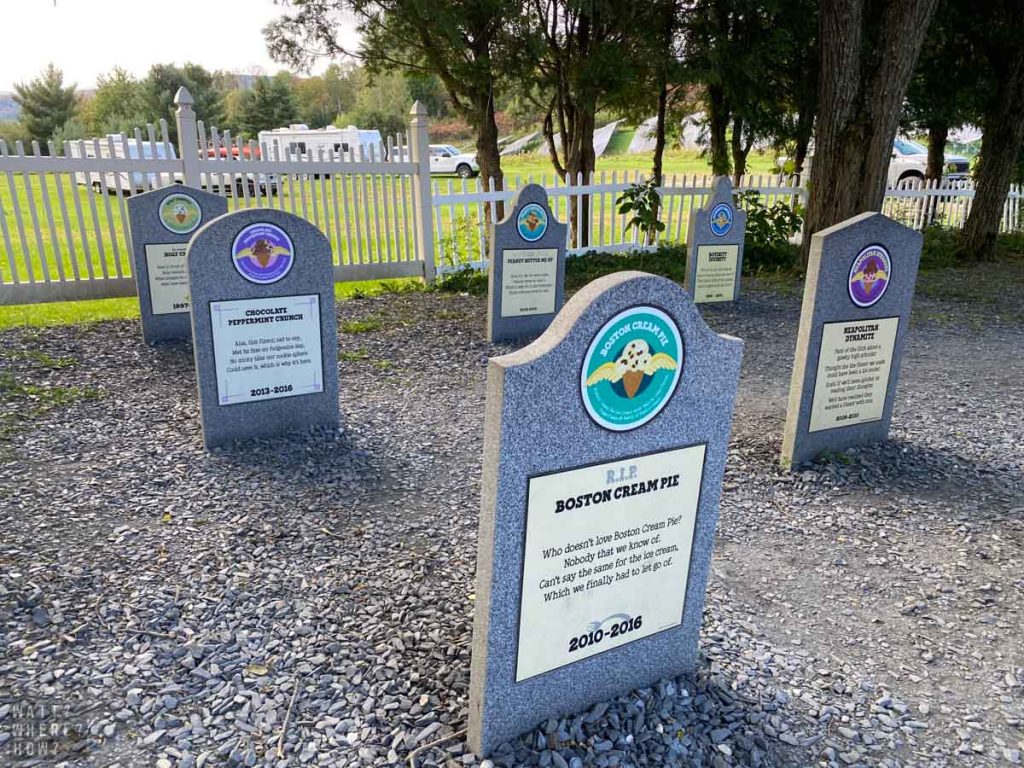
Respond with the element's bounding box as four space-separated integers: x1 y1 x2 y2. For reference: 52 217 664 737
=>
0 272 1021 768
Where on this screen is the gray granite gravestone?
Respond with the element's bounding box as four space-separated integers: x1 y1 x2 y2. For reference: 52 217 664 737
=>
684 176 747 303
781 212 921 469
126 185 227 344
187 208 339 449
469 271 743 756
487 184 568 343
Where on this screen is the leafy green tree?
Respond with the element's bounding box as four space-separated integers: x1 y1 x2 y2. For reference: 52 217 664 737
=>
81 67 144 135
526 0 651 243
265 0 535 201
336 108 405 142
294 64 359 128
801 0 940 266
961 0 1024 260
237 74 299 137
140 63 224 141
903 0 984 180
13 64 78 148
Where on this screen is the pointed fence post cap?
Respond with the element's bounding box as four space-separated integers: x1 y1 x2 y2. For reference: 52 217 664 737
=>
175 87 194 108
410 100 428 117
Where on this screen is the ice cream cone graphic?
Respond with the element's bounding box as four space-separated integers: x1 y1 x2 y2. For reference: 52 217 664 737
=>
585 338 678 399
622 370 644 398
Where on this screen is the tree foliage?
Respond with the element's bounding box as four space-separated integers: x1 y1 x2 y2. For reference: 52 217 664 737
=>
140 63 224 141
80 67 145 136
236 74 299 137
13 64 78 147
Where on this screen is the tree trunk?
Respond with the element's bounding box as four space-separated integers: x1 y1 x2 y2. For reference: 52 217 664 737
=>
801 0 939 266
961 41 1024 261
731 114 751 185
565 106 596 249
925 123 948 181
706 83 731 177
473 89 505 221
650 78 669 246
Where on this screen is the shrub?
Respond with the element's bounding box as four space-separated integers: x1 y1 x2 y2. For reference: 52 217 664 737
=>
736 191 803 273
616 177 665 244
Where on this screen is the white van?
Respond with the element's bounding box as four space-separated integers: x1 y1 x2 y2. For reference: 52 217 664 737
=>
257 124 386 161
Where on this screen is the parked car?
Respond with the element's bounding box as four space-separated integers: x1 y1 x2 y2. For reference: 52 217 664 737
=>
66 135 182 193
889 138 970 186
428 144 479 178
783 138 972 187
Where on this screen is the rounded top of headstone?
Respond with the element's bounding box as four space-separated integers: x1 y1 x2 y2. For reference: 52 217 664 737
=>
495 271 739 372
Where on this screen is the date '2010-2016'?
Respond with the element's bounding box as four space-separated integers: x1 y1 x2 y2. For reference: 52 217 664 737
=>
250 384 293 397
568 615 643 653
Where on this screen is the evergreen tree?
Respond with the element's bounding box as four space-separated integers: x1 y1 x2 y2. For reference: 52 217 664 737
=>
13 64 78 147
237 75 298 138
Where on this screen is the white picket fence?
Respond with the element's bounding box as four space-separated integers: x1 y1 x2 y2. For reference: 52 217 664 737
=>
0 90 434 305
1 90 1022 305
432 171 805 274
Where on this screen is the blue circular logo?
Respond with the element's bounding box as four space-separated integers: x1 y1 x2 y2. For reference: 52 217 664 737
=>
517 203 548 242
581 306 683 431
710 203 733 237
232 223 294 285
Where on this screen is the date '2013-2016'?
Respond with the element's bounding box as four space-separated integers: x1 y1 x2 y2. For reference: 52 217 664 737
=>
568 615 643 653
249 384 293 397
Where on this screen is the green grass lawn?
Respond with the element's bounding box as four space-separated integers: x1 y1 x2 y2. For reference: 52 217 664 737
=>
0 278 423 330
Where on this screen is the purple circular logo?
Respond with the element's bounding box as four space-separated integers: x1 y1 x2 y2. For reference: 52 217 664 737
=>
848 244 891 307
232 223 294 284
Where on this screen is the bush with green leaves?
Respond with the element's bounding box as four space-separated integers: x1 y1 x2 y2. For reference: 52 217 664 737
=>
616 177 666 243
736 190 804 273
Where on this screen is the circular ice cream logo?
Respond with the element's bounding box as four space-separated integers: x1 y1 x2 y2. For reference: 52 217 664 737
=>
517 203 548 242
848 244 891 307
581 306 683 432
710 203 733 236
232 223 294 285
159 192 202 235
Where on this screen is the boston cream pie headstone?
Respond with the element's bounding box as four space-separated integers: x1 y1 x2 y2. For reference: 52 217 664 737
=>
469 271 743 755
781 211 921 469
187 208 339 449
487 184 568 343
684 176 746 303
126 185 227 344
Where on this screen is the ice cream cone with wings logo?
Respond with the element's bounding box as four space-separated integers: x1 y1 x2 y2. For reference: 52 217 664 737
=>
237 238 290 269
585 339 678 398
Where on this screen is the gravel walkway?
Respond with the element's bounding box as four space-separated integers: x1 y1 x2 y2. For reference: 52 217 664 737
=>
0 267 1021 768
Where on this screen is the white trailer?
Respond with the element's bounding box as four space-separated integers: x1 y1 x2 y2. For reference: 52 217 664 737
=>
257 124 386 161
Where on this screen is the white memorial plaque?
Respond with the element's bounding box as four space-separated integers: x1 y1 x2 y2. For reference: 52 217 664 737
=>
693 244 739 303
145 244 190 315
500 248 559 318
515 444 705 682
210 294 324 406
809 317 899 432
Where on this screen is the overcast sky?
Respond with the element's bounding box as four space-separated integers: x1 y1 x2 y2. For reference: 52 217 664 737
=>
1 1 360 91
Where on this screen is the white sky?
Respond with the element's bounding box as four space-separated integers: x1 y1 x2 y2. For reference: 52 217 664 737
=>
0 0 360 91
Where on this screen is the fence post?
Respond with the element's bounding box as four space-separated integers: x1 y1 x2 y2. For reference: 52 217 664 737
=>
409 101 436 283
175 87 200 188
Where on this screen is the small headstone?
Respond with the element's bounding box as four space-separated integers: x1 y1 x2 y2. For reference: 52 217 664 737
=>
187 208 339 449
487 184 567 343
126 185 227 344
684 176 746 303
781 211 921 469
469 271 743 755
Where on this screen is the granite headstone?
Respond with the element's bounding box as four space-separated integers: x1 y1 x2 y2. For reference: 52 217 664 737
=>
781 211 921 469
187 208 339 449
126 185 227 344
469 271 743 755
684 176 746 303
487 184 568 343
